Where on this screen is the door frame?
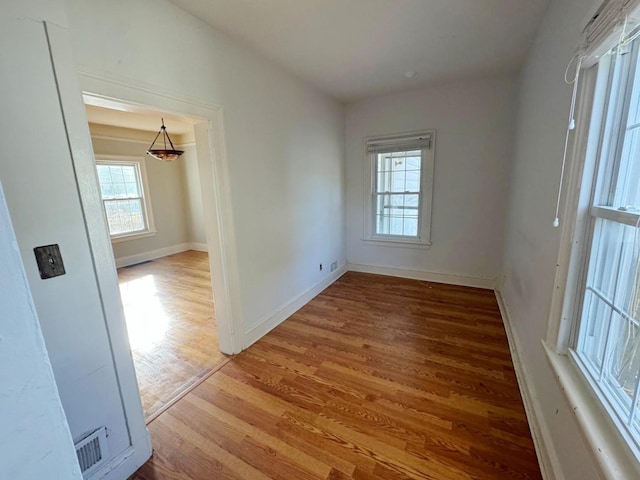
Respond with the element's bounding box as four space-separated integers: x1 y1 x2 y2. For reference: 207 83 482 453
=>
76 69 243 356
45 23 244 478
57 63 243 471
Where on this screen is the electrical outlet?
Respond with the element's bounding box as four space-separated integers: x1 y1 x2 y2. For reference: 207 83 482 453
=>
330 261 338 272
319 263 323 271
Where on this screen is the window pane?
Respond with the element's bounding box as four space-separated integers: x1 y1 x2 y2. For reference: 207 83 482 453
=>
374 193 419 238
377 170 390 192
580 291 612 373
613 225 640 310
375 151 422 194
403 218 418 237
578 218 640 424
406 156 421 170
128 200 145 231
621 41 640 208
389 217 403 236
590 219 626 301
588 219 640 312
391 156 405 172
376 213 390 235
125 181 140 197
109 165 125 183
122 165 137 182
376 153 389 171
117 200 133 233
405 194 419 217
113 182 127 198
98 162 148 236
607 311 640 413
376 193 388 216
97 165 111 183
373 149 423 238
616 127 640 208
405 169 420 192
104 201 121 234
389 194 404 216
390 171 406 192
130 200 143 215
100 183 114 199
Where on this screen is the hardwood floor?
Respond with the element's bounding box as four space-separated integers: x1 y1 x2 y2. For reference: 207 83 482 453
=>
118 250 227 421
132 272 541 479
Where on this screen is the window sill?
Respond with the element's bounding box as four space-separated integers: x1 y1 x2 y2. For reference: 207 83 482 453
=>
543 341 640 479
110 230 157 244
361 236 431 249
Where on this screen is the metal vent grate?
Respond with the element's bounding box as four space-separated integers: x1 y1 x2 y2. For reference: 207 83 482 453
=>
74 427 108 478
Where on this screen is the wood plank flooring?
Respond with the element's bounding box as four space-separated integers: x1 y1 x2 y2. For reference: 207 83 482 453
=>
132 272 541 479
118 250 227 421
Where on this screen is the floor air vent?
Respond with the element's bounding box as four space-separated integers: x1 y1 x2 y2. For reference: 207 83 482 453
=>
74 427 108 478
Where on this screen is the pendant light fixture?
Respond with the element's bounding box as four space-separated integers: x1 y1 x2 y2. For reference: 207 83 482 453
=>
146 118 184 161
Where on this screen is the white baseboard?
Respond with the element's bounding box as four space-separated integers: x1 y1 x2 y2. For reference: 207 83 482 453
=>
243 266 348 349
89 429 151 480
188 242 208 252
347 262 495 289
495 289 564 480
115 243 193 268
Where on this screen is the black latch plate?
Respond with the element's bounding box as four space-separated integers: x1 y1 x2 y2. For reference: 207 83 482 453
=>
34 244 66 279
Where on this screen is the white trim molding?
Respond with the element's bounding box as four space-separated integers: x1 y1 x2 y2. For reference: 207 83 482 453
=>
45 23 152 480
545 344 640 480
362 130 436 248
495 289 565 480
111 230 157 244
114 243 197 268
244 266 348 349
360 237 431 249
90 133 149 145
347 262 495 289
77 65 243 357
546 63 602 353
89 134 196 149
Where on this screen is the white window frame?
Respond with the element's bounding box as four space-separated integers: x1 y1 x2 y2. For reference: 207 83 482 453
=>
95 155 156 243
572 36 640 453
362 130 435 248
546 24 640 478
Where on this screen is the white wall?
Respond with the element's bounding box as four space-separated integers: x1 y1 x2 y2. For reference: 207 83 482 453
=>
0 2 138 474
500 0 604 478
181 143 207 247
65 0 346 339
0 0 344 473
0 180 82 480
345 75 517 287
89 124 204 263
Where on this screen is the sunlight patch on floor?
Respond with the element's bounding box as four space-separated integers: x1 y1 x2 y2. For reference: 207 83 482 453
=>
119 274 169 353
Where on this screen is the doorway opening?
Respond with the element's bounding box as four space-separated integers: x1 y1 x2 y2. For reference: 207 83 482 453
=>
83 100 229 422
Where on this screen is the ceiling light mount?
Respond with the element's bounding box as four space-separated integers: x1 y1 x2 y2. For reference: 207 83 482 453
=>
146 118 184 161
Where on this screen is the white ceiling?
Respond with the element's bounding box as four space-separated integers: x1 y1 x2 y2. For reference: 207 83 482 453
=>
169 0 550 101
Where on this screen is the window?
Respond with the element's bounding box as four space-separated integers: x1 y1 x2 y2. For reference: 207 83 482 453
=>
363 131 435 247
572 38 640 455
95 158 155 241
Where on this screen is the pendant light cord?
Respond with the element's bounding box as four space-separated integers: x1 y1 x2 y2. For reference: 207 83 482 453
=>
148 124 164 151
147 118 179 152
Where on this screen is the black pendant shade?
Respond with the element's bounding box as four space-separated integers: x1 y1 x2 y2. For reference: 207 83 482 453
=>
146 118 184 161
